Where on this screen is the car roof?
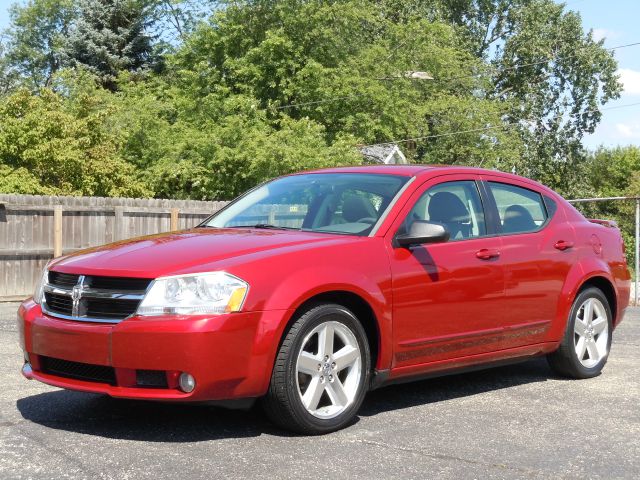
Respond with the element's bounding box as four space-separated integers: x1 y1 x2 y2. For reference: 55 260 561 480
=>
302 165 504 178
301 165 432 176
299 165 556 194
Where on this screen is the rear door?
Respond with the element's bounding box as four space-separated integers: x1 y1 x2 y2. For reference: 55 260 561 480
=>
387 175 506 369
480 175 577 348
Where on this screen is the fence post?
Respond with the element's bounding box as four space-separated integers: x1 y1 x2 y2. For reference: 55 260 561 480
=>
170 208 180 231
633 198 640 306
114 206 124 241
53 206 63 258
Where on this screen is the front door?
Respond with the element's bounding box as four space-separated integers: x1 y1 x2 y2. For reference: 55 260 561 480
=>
387 176 505 370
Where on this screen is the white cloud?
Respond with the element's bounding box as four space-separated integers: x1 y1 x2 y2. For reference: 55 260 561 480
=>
618 69 640 95
592 28 620 42
615 122 640 139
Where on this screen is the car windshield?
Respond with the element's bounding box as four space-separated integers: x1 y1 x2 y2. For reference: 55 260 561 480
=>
203 173 410 236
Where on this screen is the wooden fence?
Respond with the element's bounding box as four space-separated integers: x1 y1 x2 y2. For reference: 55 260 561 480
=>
0 194 228 300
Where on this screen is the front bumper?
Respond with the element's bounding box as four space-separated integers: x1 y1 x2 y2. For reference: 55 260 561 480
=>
18 300 290 401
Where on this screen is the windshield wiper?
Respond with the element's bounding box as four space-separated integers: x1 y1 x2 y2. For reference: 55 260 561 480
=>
230 224 300 230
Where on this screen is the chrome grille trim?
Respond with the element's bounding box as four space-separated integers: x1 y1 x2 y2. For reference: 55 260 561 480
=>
43 284 146 300
40 306 124 324
42 273 152 324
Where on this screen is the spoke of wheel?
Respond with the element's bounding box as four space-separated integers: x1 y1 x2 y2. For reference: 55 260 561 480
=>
592 316 607 335
318 324 334 357
326 379 349 407
586 339 599 360
583 299 594 325
575 336 587 359
333 345 359 371
302 376 325 411
298 351 319 375
574 316 587 336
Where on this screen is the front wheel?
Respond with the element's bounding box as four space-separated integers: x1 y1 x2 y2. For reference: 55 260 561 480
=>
547 287 613 379
263 303 370 434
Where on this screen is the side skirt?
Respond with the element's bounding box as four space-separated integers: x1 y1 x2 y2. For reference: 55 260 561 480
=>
370 341 558 390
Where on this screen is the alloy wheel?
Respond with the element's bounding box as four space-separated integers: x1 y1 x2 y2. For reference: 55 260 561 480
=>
295 320 362 419
574 297 609 368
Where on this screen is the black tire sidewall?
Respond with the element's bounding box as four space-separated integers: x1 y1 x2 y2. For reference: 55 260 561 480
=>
282 304 371 433
565 287 613 377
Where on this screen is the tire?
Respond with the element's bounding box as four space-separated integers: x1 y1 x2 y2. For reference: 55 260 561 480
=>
547 287 613 379
263 303 371 434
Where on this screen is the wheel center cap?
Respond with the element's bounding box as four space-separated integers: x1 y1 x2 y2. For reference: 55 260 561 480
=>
322 362 332 376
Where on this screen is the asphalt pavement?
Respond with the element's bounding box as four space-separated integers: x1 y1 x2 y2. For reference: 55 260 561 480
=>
1 302 638 479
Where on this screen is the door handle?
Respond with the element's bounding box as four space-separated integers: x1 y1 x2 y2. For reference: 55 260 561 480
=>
476 248 500 260
554 240 574 251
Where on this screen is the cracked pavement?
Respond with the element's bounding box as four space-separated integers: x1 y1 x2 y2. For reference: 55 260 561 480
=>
1 302 638 479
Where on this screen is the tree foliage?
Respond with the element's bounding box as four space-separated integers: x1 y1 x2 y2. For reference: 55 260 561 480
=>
3 0 76 88
0 0 631 202
0 79 150 196
61 0 155 90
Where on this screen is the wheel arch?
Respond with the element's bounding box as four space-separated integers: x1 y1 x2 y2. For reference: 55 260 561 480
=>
550 259 618 341
576 276 617 325
288 290 381 372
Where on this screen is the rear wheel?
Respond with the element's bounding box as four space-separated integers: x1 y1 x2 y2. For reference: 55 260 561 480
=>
547 287 613 378
263 303 370 434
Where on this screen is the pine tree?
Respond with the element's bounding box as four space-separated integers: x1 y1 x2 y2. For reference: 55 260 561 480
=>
62 0 154 90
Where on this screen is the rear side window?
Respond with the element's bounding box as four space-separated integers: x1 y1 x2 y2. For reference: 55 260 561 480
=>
488 182 547 234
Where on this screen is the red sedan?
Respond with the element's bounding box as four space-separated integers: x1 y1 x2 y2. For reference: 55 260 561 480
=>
18 166 630 434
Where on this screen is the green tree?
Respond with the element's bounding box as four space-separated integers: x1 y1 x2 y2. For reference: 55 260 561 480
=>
0 0 627 203
62 0 155 90
3 0 76 89
106 77 362 199
0 38 20 95
375 0 621 195
574 146 640 265
589 146 640 197
0 78 151 197
149 0 219 42
174 0 524 172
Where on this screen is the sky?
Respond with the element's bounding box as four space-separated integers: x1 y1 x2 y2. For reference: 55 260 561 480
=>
0 0 639 149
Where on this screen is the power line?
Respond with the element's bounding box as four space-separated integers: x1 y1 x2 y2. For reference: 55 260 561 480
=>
359 101 640 148
274 41 640 111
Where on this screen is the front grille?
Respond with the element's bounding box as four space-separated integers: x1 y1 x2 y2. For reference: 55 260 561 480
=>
90 276 152 291
48 272 80 288
42 273 153 323
85 298 140 319
40 356 116 385
44 292 73 316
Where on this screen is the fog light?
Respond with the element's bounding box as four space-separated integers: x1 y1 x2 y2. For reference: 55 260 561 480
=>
178 373 196 393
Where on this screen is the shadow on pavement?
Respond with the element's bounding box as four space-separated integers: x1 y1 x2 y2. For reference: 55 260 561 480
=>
360 357 554 417
16 357 554 440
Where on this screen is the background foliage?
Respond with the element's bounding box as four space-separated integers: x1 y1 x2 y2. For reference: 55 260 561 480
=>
0 1 636 237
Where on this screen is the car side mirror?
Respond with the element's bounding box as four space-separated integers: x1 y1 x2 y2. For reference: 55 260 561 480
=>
395 221 450 248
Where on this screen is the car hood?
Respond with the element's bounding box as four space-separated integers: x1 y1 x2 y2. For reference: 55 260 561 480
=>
51 227 353 278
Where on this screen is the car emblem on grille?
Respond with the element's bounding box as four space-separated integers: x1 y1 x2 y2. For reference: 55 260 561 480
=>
71 275 86 317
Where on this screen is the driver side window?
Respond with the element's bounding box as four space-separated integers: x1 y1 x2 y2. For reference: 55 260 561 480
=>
405 181 486 240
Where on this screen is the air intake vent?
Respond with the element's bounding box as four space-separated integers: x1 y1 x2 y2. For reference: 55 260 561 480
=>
40 356 116 385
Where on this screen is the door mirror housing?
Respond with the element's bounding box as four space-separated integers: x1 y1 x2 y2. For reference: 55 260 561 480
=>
395 221 450 248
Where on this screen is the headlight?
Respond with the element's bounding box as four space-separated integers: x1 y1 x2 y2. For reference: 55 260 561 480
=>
135 272 249 317
33 262 51 305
